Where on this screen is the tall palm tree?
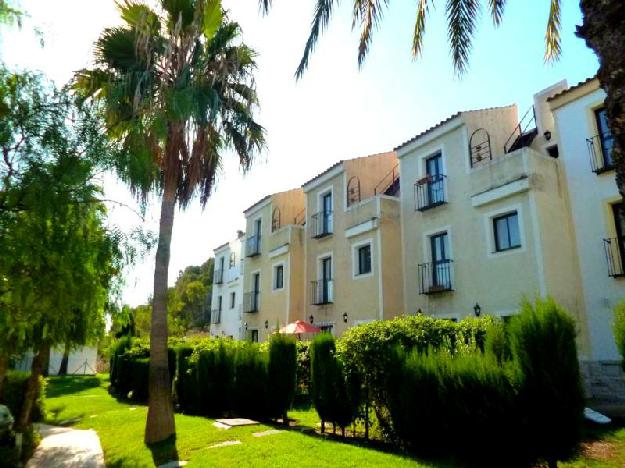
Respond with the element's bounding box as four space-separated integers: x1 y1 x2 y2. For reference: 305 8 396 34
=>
74 0 264 444
263 0 624 199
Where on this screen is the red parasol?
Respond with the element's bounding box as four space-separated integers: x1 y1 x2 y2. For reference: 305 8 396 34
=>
279 320 321 335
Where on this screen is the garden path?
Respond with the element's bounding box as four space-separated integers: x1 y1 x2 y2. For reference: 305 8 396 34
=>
26 423 104 468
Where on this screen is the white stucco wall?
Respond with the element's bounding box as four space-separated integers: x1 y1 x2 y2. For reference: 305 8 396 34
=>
14 346 97 375
210 236 244 339
553 85 625 361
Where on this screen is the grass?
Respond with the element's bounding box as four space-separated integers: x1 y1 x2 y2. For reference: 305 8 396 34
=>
45 375 434 467
44 374 625 467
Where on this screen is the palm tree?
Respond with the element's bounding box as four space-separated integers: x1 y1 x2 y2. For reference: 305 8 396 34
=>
263 0 624 199
74 0 264 444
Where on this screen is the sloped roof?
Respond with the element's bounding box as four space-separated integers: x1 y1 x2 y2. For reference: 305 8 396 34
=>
547 75 598 102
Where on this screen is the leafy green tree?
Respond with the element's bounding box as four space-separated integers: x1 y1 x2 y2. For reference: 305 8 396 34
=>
262 0 625 199
0 68 129 431
74 0 264 443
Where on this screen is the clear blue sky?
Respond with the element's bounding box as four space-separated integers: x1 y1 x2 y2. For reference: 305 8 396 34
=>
2 1 598 305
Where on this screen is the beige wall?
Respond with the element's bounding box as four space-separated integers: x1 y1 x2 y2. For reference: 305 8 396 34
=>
398 110 585 336
242 189 305 341
303 152 403 336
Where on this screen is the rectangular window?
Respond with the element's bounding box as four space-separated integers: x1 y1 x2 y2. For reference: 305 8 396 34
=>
356 244 372 276
229 252 236 268
595 107 614 167
250 329 258 343
217 295 222 312
274 264 284 290
493 212 521 252
230 292 236 309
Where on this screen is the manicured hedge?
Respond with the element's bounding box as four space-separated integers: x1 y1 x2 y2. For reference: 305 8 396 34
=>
0 371 46 423
268 333 297 422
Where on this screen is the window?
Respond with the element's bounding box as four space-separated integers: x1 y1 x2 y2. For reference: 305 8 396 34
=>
250 329 258 343
217 295 222 312
230 292 236 309
595 107 614 167
493 212 521 252
273 264 284 290
229 252 236 268
355 244 372 276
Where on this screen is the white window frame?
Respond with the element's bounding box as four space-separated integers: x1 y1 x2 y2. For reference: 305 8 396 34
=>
272 261 286 291
483 203 526 258
352 238 374 279
316 251 334 303
315 185 334 235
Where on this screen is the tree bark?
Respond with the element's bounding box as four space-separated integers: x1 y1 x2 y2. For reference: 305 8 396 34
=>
15 342 48 432
144 177 177 444
0 354 8 398
577 0 625 198
58 342 70 376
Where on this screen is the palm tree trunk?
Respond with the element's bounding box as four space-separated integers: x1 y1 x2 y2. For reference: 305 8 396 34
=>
0 354 8 398
15 342 48 432
578 0 625 197
58 342 70 376
145 177 177 444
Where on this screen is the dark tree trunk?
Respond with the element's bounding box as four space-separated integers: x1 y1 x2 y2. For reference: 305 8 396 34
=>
0 354 8 398
40 345 50 377
58 342 70 376
577 0 625 198
15 343 48 432
144 177 177 445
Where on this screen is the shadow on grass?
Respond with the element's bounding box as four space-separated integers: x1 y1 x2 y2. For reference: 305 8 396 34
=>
45 375 102 398
147 435 180 467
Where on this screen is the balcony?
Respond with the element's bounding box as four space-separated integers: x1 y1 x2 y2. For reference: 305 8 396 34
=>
243 291 260 313
418 260 454 294
213 268 223 285
211 309 221 324
603 238 625 277
245 234 261 257
310 280 333 305
310 211 333 238
587 133 614 174
415 175 447 211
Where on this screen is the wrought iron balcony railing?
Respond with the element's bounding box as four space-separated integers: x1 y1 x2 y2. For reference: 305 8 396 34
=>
415 174 447 211
211 309 221 324
603 238 625 277
310 279 334 305
243 291 260 313
588 133 614 174
245 234 261 257
418 260 454 294
310 211 333 238
213 268 223 285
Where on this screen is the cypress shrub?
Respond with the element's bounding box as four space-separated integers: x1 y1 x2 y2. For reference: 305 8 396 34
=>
174 345 197 412
268 333 297 421
196 342 236 416
310 333 358 433
509 298 584 465
129 358 150 401
233 345 269 420
109 335 132 391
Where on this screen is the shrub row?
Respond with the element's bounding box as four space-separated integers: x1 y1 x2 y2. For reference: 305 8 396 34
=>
0 371 46 424
110 334 298 422
310 299 583 465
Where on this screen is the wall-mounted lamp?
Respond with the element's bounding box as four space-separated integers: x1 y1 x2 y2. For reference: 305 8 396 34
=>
473 303 482 317
543 130 552 141
244 322 248 331
309 315 314 324
343 312 348 323
264 320 269 329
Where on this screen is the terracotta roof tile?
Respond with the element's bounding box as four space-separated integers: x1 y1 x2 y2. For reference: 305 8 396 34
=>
547 75 598 102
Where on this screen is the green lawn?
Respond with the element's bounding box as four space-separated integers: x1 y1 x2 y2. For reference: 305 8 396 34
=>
44 375 625 467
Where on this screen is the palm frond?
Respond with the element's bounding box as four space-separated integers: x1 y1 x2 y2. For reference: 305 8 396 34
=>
258 0 271 15
116 0 160 34
446 0 480 74
295 0 338 80
412 0 429 59
488 0 506 26
352 0 388 68
544 0 561 62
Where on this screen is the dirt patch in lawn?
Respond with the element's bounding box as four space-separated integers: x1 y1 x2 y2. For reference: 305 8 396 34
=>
580 440 616 460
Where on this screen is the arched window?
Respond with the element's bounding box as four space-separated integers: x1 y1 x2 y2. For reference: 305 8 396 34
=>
271 207 281 232
469 128 492 167
346 176 361 207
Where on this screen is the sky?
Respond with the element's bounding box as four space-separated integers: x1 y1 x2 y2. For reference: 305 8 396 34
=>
1 1 599 306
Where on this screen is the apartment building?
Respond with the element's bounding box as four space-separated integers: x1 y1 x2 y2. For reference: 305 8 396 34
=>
396 89 588 345
303 152 404 335
210 231 245 339
549 77 625 398
241 188 306 342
